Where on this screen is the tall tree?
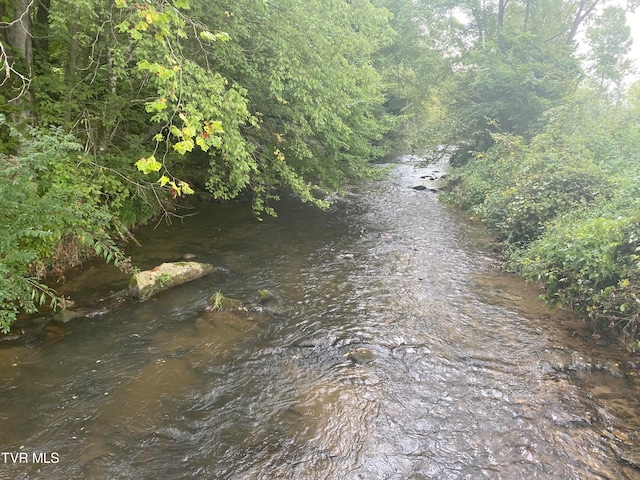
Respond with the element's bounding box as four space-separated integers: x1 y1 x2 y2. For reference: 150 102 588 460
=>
184 0 395 209
0 0 34 118
586 5 634 104
408 0 581 152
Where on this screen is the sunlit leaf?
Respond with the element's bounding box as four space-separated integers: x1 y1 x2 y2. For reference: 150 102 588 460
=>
116 21 130 32
182 125 196 138
173 139 195 154
179 181 194 195
200 31 217 42
135 155 163 174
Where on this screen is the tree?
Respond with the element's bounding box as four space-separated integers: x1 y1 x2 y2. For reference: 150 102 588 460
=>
0 0 400 329
0 0 34 120
405 0 583 154
184 0 394 209
586 6 634 104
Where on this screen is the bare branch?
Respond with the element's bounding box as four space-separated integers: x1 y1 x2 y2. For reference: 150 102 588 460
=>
0 41 31 102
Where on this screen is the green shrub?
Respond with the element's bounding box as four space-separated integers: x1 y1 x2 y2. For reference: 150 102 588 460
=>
482 148 608 244
443 96 640 341
440 133 526 212
0 118 153 332
516 215 626 306
512 180 640 338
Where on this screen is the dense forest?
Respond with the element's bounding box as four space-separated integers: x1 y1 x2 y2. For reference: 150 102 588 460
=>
1 0 639 344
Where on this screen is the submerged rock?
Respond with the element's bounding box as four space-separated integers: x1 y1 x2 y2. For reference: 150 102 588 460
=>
52 307 110 323
206 292 244 311
257 289 274 303
53 309 82 324
344 347 375 364
542 348 625 378
129 262 214 302
411 185 439 193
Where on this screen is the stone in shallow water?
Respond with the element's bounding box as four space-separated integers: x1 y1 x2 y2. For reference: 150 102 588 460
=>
257 289 274 303
129 262 214 302
344 347 375 364
206 293 244 311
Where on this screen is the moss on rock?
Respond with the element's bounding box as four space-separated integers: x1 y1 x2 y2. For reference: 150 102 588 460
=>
129 262 214 302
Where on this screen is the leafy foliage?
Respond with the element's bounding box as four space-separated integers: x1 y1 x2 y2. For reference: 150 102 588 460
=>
585 6 634 103
0 0 400 327
444 92 640 341
2 0 638 342
444 33 579 151
0 116 154 331
193 0 394 205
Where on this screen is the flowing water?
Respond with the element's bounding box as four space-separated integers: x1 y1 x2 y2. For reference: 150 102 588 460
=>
2 155 640 479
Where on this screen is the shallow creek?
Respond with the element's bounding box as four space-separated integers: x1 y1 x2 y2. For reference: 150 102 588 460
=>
2 155 640 479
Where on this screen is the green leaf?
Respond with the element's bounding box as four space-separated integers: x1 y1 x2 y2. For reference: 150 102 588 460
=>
116 21 130 33
145 99 168 112
179 181 194 195
135 155 163 174
199 31 230 43
200 31 217 42
173 139 195 155
173 0 190 9
182 125 196 139
157 66 175 81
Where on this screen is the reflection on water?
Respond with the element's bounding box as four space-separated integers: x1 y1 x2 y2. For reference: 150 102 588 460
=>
2 155 640 479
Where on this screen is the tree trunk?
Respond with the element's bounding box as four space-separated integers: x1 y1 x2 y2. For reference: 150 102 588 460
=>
0 0 34 119
33 0 51 65
567 0 601 45
523 0 531 32
498 0 508 29
5 0 33 71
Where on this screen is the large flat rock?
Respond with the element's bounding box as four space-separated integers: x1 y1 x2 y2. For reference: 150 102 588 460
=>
129 262 214 301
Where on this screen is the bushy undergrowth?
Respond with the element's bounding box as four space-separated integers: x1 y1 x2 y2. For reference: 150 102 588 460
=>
442 97 640 342
0 118 158 332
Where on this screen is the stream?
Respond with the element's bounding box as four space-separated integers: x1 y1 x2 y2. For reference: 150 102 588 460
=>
2 155 640 479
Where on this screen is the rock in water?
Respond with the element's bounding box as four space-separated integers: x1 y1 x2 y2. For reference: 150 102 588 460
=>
129 262 214 302
257 289 274 303
206 292 244 311
344 347 375 364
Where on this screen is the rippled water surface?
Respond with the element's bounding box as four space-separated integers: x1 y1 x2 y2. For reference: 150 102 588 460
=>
2 156 640 479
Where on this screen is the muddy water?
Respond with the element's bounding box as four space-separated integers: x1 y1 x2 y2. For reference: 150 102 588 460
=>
2 155 640 479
